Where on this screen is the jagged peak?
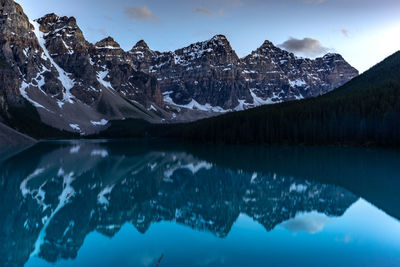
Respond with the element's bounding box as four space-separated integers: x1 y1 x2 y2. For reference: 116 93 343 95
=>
259 40 275 49
209 34 231 48
256 40 286 54
36 13 77 25
321 53 343 59
243 40 285 60
95 36 121 49
38 13 59 21
211 34 228 41
34 13 84 41
319 53 355 69
181 34 234 55
174 34 237 59
132 40 150 50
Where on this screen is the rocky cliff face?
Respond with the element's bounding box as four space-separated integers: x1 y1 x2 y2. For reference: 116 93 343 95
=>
0 0 41 110
0 1 165 135
241 41 359 104
0 0 358 135
131 35 251 112
131 36 359 111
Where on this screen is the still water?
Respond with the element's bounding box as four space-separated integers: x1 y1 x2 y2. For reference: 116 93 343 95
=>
1 140 400 266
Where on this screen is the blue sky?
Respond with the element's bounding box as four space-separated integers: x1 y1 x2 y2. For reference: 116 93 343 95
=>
16 0 400 72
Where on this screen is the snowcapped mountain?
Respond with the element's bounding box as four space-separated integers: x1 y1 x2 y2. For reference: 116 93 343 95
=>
0 1 165 135
131 36 359 113
0 0 358 136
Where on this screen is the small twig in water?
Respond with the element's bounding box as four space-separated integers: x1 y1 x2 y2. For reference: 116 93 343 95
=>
156 254 164 267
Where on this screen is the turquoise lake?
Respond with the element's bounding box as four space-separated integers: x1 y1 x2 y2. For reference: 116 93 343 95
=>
1 140 400 266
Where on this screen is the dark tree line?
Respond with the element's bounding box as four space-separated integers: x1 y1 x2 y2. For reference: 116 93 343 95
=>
101 51 400 147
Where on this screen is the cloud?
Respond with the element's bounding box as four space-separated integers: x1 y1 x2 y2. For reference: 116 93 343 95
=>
124 6 158 21
279 37 330 57
281 211 331 234
194 7 214 15
341 28 349 37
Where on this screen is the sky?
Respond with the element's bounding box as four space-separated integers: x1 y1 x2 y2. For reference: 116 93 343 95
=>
16 0 400 73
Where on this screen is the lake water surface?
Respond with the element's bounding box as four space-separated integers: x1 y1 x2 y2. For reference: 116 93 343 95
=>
1 140 400 266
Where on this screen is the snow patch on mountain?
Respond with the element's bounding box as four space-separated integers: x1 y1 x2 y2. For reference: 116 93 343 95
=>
250 89 275 106
97 69 113 90
20 81 48 110
31 20 75 105
163 92 229 113
90 119 109 126
69 124 80 131
289 79 307 88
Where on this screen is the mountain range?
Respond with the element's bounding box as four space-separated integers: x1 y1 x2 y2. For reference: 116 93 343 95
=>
0 0 358 137
148 50 400 147
95 46 400 147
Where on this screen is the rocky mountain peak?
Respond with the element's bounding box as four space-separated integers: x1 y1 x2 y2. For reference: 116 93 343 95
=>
0 0 45 108
260 40 274 47
36 13 78 30
209 34 235 51
210 34 228 43
129 32 358 113
129 39 157 61
133 40 150 50
248 40 288 59
0 0 166 135
172 34 239 66
0 0 360 130
321 53 345 62
37 13 59 23
95 36 121 49
258 40 281 52
36 13 85 47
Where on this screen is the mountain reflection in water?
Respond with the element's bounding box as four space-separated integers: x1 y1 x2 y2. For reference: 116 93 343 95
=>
1 140 400 266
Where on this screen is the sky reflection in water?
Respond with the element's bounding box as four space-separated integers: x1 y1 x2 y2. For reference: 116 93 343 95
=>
0 140 399 267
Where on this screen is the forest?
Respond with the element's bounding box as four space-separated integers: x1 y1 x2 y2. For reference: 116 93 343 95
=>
100 51 400 147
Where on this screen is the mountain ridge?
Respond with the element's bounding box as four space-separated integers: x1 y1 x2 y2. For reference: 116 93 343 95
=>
130 32 358 111
153 50 400 147
0 0 358 138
